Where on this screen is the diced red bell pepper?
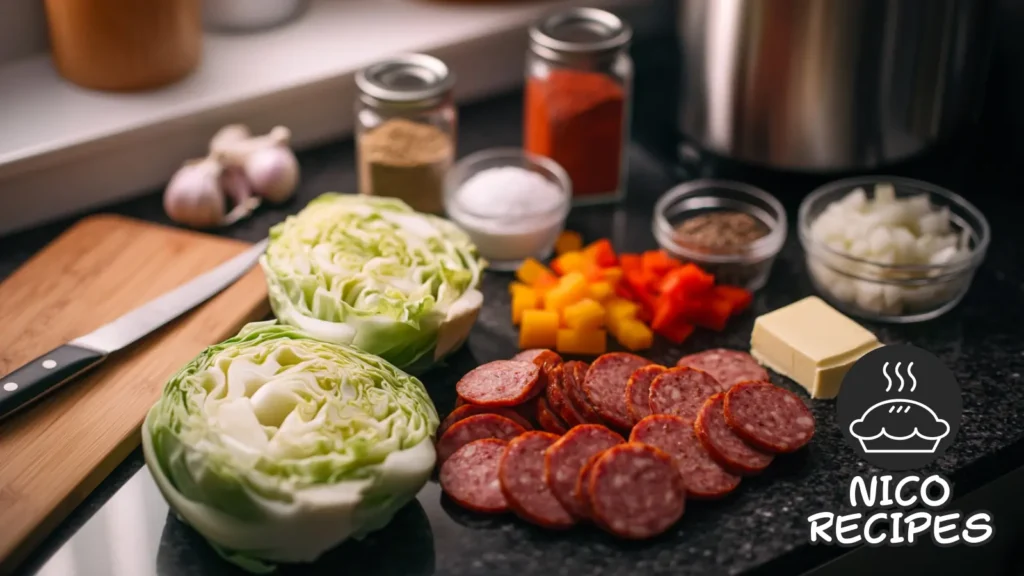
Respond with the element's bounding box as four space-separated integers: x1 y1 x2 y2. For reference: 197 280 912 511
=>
623 271 657 320
680 296 733 332
641 250 680 277
651 299 685 332
653 321 695 345
713 285 753 316
619 253 642 275
583 239 619 268
659 263 715 300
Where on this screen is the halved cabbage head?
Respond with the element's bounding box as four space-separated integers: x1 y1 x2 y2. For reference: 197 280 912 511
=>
142 321 439 572
260 193 485 374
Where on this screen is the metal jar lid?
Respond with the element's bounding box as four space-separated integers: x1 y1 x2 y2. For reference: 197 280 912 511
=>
355 54 454 107
529 8 632 62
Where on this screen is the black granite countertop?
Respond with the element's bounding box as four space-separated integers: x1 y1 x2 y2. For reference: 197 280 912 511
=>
8 34 1024 576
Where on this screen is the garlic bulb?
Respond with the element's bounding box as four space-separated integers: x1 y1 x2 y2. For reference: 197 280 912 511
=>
163 157 259 228
244 145 300 203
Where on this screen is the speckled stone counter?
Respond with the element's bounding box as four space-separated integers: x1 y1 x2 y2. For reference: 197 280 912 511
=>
8 45 1024 576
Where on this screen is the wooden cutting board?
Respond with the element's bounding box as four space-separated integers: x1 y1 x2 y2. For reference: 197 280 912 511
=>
0 214 270 574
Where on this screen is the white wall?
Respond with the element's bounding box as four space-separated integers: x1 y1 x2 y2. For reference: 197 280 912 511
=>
0 0 48 64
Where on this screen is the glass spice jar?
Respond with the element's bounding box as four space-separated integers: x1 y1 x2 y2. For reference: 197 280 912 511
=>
524 8 633 206
355 54 457 215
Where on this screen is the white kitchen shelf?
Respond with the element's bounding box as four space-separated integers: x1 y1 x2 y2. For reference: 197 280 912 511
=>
0 0 664 237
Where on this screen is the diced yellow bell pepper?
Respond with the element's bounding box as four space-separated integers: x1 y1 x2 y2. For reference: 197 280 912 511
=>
511 287 539 325
605 297 640 334
588 281 614 302
517 258 556 286
551 251 586 275
555 230 583 255
613 319 654 351
544 272 589 311
556 328 608 356
563 298 605 330
520 309 560 349
602 267 623 285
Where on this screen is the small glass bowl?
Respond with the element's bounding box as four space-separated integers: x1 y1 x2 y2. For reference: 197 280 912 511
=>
444 148 571 271
798 176 990 323
653 179 787 291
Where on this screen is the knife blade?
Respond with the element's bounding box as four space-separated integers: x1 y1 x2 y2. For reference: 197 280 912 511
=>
0 238 268 422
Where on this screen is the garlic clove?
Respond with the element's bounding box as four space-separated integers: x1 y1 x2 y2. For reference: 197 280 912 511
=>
164 157 228 229
210 124 252 157
220 165 261 225
244 145 299 204
213 125 294 168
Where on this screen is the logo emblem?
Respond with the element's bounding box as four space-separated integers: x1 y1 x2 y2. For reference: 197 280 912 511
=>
837 345 961 471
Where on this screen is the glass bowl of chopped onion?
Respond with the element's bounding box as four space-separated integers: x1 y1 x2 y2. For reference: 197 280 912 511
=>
799 176 990 323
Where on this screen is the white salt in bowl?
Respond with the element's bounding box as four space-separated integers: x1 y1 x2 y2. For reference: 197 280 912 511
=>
444 148 571 271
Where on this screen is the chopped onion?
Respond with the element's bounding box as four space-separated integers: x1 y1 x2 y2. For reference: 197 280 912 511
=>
808 182 970 316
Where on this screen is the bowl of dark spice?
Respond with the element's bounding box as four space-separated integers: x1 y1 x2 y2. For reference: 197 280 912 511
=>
653 179 787 290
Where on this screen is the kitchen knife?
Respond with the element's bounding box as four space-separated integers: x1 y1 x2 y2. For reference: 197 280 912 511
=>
0 238 268 422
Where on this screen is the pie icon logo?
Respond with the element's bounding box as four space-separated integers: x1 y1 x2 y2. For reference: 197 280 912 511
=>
837 346 961 471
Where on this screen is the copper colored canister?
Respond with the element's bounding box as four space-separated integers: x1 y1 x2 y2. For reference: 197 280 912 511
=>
44 0 202 92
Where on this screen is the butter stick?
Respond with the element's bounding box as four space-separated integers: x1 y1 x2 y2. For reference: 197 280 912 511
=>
750 296 882 399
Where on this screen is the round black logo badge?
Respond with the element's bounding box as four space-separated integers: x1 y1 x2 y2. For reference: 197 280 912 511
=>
837 345 961 471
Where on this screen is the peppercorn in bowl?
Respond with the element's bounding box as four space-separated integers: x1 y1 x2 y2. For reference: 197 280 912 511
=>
652 179 787 291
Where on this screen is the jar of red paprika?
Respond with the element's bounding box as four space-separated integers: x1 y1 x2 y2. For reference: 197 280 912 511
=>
525 8 633 205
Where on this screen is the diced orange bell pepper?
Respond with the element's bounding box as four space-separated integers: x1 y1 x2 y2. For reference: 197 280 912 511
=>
544 272 589 311
509 281 532 298
613 319 654 351
520 309 559 349
588 281 614 302
641 250 680 276
563 298 606 330
533 273 559 296
551 251 586 275
582 239 618 267
556 328 608 356
511 287 539 325
653 321 695 345
601 267 623 285
517 258 557 286
554 231 583 255
659 263 715 300
713 285 754 316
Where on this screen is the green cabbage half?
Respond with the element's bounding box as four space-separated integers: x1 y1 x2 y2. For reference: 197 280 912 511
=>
259 193 485 374
142 321 439 572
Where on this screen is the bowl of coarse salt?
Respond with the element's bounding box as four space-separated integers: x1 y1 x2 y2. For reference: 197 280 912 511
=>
444 148 571 271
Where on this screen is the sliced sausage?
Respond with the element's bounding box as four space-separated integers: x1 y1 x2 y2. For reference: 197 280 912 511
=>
543 424 625 519
695 393 774 475
587 444 686 540
724 381 815 453
573 450 605 518
583 353 652 430
499 432 576 529
676 349 769 391
648 367 721 425
625 365 667 424
439 404 533 435
440 439 509 513
537 396 569 435
563 361 605 425
546 365 583 427
436 414 527 463
512 349 562 367
629 414 740 500
456 360 543 407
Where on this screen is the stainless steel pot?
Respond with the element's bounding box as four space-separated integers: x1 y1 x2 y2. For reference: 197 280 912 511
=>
676 0 995 172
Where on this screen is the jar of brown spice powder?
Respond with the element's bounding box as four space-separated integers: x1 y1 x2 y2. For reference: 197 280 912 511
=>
355 54 456 214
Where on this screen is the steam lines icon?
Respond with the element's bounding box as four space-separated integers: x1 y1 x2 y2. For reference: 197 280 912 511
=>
849 361 950 454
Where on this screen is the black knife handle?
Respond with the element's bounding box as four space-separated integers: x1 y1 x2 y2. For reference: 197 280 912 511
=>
0 344 107 422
